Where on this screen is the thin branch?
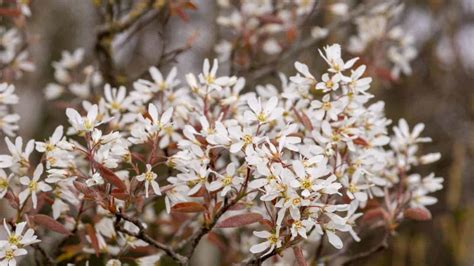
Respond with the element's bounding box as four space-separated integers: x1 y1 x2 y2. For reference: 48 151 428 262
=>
95 0 160 85
34 244 56 265
341 233 389 265
243 249 278 265
114 211 188 265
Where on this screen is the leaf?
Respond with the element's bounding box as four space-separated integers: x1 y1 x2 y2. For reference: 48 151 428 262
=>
86 224 100 256
171 202 206 213
299 111 313 131
97 165 127 191
32 214 71 235
73 181 95 199
216 213 263 228
353 137 369 147
404 207 432 221
111 188 128 200
362 207 389 222
293 246 308 266
0 8 21 17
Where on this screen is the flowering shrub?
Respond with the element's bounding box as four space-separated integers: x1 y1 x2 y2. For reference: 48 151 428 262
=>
0 43 442 265
0 1 442 265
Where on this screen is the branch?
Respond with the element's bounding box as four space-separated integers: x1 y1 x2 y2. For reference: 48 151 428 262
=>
114 211 188 265
243 249 278 265
341 233 389 265
95 0 160 85
184 196 238 258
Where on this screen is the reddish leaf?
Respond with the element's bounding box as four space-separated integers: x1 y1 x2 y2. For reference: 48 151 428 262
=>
207 232 227 252
216 213 263 228
183 1 198 10
32 214 71 235
86 224 100 256
259 219 274 230
300 111 313 131
111 188 128 200
353 137 369 147
73 181 95 198
0 8 21 17
171 202 206 213
404 207 432 221
97 165 127 191
293 246 308 266
362 207 389 222
4 191 19 209
228 203 246 211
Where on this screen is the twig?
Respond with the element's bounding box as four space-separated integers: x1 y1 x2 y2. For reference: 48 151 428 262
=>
34 244 56 265
114 211 188 265
341 233 389 265
95 0 159 85
243 249 278 265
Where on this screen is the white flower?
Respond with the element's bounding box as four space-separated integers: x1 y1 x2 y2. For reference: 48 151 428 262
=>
244 95 282 125
249 229 282 255
0 83 19 105
0 247 27 266
319 44 358 78
4 136 35 174
199 58 236 89
18 164 52 209
86 172 104 187
35 125 63 153
143 104 173 133
0 169 11 199
311 94 348 121
0 220 41 248
136 164 161 198
66 104 102 133
104 85 131 113
209 163 243 196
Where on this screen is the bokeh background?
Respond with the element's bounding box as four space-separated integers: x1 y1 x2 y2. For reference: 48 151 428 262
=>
4 0 474 265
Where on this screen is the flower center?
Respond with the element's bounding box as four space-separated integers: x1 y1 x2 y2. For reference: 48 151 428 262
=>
268 234 279 244
242 134 253 145
29 180 38 191
144 172 154 182
0 178 8 189
8 235 19 246
223 175 232 186
301 179 312 190
256 112 267 123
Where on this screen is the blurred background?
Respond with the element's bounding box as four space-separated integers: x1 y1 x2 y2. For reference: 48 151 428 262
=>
4 0 474 265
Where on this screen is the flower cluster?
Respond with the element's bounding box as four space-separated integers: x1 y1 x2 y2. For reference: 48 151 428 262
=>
0 83 20 136
0 0 35 81
44 49 103 100
215 0 316 63
0 220 40 266
0 44 442 264
347 2 417 78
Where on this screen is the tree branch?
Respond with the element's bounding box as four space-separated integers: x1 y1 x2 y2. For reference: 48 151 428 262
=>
114 211 188 265
95 0 160 85
341 233 389 265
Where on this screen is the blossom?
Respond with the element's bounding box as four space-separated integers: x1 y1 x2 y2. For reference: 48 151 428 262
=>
18 164 52 209
0 170 11 199
66 104 102 133
136 164 161 198
250 229 282 255
209 163 243 196
244 95 282 125
0 220 41 248
35 126 63 153
319 44 358 78
0 247 27 266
